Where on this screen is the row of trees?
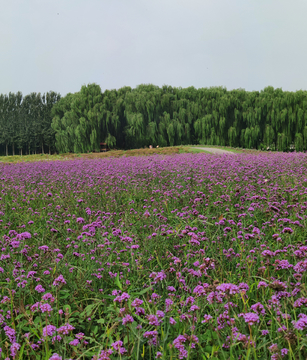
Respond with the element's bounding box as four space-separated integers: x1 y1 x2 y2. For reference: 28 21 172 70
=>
2 84 307 155
52 84 307 152
0 91 61 156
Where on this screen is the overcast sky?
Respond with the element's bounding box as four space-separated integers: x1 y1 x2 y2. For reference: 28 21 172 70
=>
1 0 307 96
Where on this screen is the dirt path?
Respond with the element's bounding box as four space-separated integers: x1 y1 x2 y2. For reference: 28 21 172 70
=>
197 147 236 155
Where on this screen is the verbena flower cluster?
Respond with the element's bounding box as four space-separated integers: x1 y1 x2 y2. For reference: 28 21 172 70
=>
0 152 307 359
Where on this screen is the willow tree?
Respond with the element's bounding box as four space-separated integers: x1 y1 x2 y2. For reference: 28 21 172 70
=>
228 127 237 147
72 84 104 152
295 133 303 152
263 125 275 149
277 133 287 152
51 93 78 153
47 84 307 153
304 126 307 150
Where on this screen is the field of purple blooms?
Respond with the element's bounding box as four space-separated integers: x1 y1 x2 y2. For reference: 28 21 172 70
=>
0 152 307 360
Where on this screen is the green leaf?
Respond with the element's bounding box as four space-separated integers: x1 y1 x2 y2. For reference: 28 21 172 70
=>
84 303 97 317
115 272 123 290
60 290 70 299
131 286 152 296
18 342 25 359
63 304 71 313
212 332 218 340
30 328 41 339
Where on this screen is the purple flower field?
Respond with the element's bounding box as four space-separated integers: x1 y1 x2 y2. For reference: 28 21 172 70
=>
0 152 307 359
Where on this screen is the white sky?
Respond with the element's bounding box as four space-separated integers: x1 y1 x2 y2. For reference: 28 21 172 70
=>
1 0 307 96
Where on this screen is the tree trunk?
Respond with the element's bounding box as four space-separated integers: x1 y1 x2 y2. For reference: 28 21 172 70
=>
6 143 8 156
49 146 51 155
42 142 44 154
35 148 36 155
20 148 23 156
12 143 15 156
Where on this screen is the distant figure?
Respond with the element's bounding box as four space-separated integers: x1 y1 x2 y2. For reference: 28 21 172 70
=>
149 145 153 149
156 145 159 148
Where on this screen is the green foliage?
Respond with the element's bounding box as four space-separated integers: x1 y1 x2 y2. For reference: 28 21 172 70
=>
0 91 60 155
2 84 307 154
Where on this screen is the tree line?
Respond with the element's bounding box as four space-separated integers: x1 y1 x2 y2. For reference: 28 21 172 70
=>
0 91 61 156
1 84 307 156
52 84 307 153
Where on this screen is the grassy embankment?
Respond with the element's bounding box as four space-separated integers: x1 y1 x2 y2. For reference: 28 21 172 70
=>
0 146 249 164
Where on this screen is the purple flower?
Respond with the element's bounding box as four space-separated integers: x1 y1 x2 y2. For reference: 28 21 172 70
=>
147 314 160 326
49 354 62 360
111 340 127 354
239 312 259 326
193 285 206 296
135 307 145 315
112 340 123 351
268 343 279 353
35 285 45 293
18 232 31 239
189 305 200 312
43 325 57 337
149 271 166 283
42 293 55 302
69 339 80 346
156 310 165 319
202 314 213 323
57 323 75 335
257 281 268 289
281 348 288 356
169 317 177 325
10 240 20 248
10 342 20 357
216 283 240 295
167 286 176 292
122 314 134 325
143 331 158 345
4 326 16 343
251 302 265 315
114 292 130 303
95 349 113 360
131 298 143 307
282 227 293 234
293 313 307 330
173 335 188 359
53 274 66 286
52 335 62 343
143 210 151 218
40 303 53 313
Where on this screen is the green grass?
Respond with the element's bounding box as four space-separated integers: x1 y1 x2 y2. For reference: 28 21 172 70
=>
0 145 260 164
186 147 211 154
188 145 245 153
